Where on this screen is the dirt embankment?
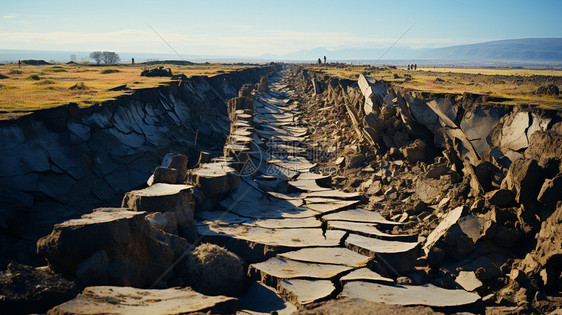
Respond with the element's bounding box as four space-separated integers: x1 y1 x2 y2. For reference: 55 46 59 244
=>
286 65 562 314
0 65 278 267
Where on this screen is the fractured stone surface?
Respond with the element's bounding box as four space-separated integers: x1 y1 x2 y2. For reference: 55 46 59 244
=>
48 286 237 315
322 209 402 225
278 279 335 306
340 281 481 310
250 257 353 282
278 247 370 267
328 221 412 240
345 233 419 275
339 268 394 284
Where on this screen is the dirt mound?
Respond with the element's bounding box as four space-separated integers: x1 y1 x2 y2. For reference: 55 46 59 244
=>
141 66 172 77
183 243 245 296
535 84 560 96
21 59 50 65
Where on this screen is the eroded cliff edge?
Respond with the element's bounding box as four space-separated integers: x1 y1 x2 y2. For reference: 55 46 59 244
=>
0 64 279 266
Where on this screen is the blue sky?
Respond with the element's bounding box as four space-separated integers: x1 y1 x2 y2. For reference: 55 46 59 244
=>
1 0 560 56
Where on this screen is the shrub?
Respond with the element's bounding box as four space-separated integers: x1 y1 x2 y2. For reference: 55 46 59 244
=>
26 74 43 80
69 82 87 90
34 79 55 85
100 69 120 74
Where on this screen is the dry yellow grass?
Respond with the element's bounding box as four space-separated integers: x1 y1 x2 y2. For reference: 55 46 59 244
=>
417 67 562 77
314 65 562 109
0 63 252 119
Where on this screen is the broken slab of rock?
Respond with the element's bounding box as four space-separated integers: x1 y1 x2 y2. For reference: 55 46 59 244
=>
249 257 352 287
345 234 419 275
340 281 482 312
502 158 544 205
47 286 238 315
278 247 370 267
198 223 345 262
187 162 239 198
37 208 183 287
161 153 188 182
147 166 179 186
122 183 194 227
423 206 465 255
339 267 394 285
455 271 483 292
322 208 402 225
304 199 360 214
485 189 515 207
278 279 335 306
537 175 562 209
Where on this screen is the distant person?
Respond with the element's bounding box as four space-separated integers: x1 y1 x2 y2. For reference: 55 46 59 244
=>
317 58 322 65
414 64 417 70
407 64 410 70
18 60 21 68
132 57 135 65
324 56 326 64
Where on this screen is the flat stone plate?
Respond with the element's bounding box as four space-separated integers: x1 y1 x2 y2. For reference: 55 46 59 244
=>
322 209 402 225
253 217 322 229
126 183 193 197
267 191 305 200
340 281 481 308
340 268 394 284
328 221 411 239
290 179 331 192
345 233 419 255
305 200 360 214
278 247 370 267
56 208 142 228
251 257 353 280
49 286 237 314
306 190 361 199
198 224 346 248
279 279 335 306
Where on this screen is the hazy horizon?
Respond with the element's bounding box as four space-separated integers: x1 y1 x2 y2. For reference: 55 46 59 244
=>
2 0 561 59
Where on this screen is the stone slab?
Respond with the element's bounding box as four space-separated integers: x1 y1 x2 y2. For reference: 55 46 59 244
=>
278 247 370 267
48 286 237 315
322 209 402 225
306 190 361 199
340 281 481 310
328 221 412 240
278 279 335 306
339 268 394 284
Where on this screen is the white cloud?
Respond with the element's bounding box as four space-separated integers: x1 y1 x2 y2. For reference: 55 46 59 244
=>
3 15 17 19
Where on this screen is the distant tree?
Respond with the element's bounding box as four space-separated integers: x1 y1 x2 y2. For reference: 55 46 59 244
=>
90 51 103 64
70 54 77 62
102 51 120 65
317 58 322 64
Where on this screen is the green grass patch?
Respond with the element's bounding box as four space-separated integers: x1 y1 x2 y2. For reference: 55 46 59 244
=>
26 74 44 80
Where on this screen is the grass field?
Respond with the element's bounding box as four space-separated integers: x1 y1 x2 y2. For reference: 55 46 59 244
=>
315 65 562 109
0 63 252 120
417 67 562 77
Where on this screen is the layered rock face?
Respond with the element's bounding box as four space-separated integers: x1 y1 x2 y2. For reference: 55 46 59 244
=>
0 66 274 266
